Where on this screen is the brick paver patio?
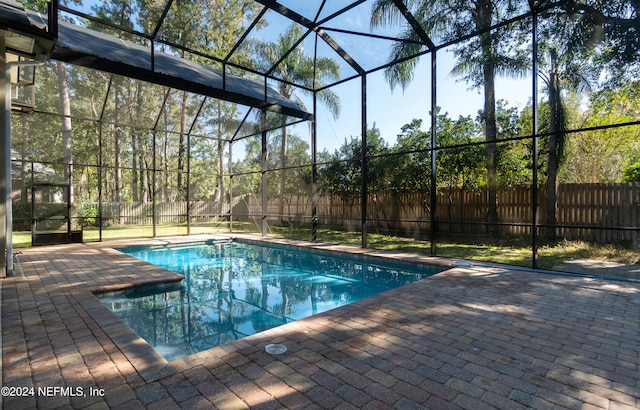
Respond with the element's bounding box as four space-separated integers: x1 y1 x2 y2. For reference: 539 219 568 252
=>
2 236 639 409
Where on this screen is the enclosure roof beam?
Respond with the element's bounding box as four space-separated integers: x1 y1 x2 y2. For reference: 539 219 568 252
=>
253 0 316 30
51 20 312 120
390 0 436 50
0 0 56 58
254 0 365 77
0 0 311 120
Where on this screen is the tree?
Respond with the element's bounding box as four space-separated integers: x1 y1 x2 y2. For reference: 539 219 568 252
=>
90 1 148 204
266 134 313 221
255 24 341 224
555 0 640 86
232 129 312 213
56 62 73 203
317 125 388 227
538 0 639 197
19 0 81 205
539 50 568 238
535 11 598 238
493 100 530 188
561 81 640 183
371 0 530 234
622 162 640 182
90 0 262 205
318 124 389 195
436 113 485 193
317 141 361 204
389 119 432 194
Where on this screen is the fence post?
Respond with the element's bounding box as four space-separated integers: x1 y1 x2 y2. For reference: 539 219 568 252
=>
634 183 640 249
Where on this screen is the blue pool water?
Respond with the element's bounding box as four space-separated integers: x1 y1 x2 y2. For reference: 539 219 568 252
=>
101 241 445 361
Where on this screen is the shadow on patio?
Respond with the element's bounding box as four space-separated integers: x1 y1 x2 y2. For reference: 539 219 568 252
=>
2 238 639 409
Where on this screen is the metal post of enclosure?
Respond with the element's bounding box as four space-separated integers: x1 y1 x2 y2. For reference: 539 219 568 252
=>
185 98 206 235
151 91 171 238
311 91 318 242
361 74 367 248
97 78 112 243
98 121 103 241
228 142 233 233
152 129 157 237
261 109 268 237
186 130 191 235
2 45 46 274
311 35 319 243
1 38 8 277
531 13 540 269
430 51 438 256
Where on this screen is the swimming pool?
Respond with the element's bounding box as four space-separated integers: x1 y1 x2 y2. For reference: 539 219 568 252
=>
101 240 446 361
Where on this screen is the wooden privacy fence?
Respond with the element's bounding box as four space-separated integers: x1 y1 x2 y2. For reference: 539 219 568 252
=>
83 183 639 244
234 183 639 243
82 201 225 225
554 183 639 242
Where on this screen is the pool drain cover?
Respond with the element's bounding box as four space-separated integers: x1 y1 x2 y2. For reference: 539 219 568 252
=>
265 344 287 354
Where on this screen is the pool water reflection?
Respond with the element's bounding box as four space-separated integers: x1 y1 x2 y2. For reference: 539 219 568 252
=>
100 241 444 361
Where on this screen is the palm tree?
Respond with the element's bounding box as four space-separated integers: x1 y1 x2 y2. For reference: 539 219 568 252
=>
371 0 530 234
537 13 595 239
255 24 341 224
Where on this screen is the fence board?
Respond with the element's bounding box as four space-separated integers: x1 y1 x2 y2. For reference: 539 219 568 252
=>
79 183 639 243
83 201 227 225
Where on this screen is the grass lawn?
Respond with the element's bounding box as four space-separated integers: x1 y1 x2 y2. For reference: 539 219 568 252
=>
12 224 638 270
267 227 639 269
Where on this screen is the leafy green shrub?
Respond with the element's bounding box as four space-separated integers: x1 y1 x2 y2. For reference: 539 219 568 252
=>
79 205 99 227
12 203 32 231
622 161 640 182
